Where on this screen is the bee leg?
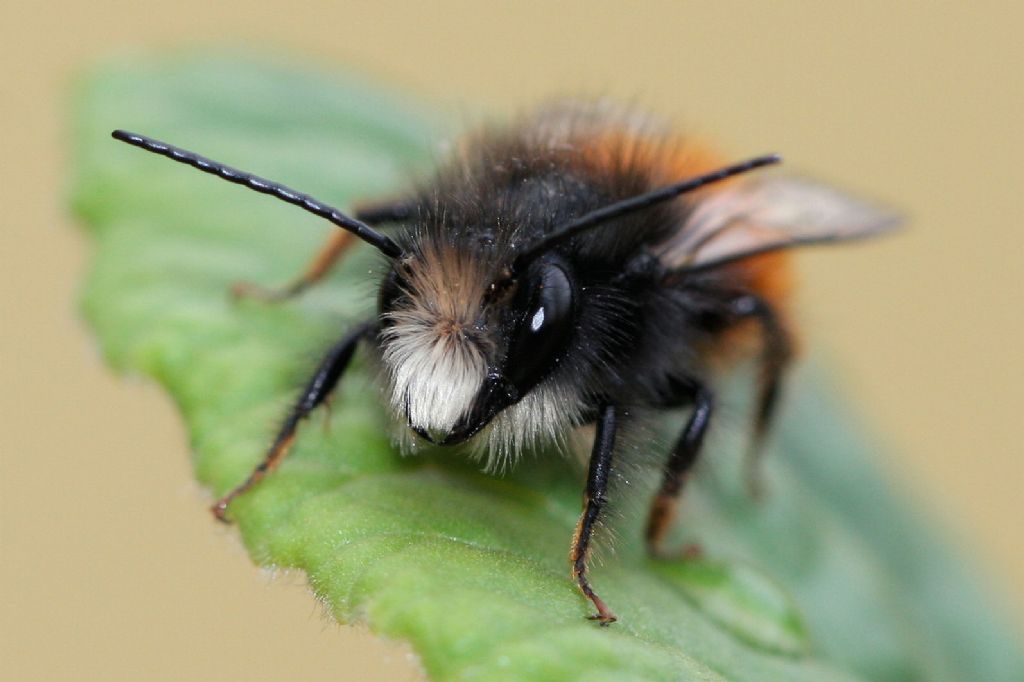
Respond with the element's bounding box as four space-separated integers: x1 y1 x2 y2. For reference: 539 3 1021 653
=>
231 201 413 302
644 383 714 558
231 230 357 302
570 403 619 625
211 322 372 521
730 295 793 499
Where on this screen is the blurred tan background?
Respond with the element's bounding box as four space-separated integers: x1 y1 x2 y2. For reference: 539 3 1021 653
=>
2 2 1021 679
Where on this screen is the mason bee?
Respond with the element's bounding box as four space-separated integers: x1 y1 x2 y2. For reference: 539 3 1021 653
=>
112 101 896 624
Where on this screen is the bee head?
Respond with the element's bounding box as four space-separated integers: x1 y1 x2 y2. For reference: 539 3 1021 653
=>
378 242 577 447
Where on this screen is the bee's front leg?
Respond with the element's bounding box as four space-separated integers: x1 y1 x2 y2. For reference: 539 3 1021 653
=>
211 321 373 521
570 403 618 625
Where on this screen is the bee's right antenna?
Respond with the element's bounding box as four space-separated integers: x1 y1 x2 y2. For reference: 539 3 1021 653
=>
111 130 404 259
511 153 781 274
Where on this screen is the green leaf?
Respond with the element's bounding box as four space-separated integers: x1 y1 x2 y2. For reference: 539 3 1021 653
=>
71 52 1024 681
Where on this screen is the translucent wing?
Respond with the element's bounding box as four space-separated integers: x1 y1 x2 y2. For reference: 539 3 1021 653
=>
654 176 901 272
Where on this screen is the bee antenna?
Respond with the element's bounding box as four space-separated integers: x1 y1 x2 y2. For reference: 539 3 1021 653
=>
512 153 781 274
111 130 404 259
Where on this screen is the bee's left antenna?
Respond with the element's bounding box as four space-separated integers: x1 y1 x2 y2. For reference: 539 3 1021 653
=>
111 130 404 259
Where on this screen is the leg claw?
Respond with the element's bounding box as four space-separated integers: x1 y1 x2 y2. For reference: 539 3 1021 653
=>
588 612 618 626
210 499 232 524
647 542 704 561
230 280 296 303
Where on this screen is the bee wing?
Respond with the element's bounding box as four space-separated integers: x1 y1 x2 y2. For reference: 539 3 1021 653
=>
655 177 901 272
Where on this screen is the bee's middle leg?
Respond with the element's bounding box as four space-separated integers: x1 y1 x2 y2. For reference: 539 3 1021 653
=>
231 230 356 302
644 382 714 557
232 200 413 302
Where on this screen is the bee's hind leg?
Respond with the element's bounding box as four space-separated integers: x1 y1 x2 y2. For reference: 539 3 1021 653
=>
729 295 793 499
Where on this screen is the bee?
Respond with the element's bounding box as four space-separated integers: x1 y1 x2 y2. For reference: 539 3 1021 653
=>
112 102 896 625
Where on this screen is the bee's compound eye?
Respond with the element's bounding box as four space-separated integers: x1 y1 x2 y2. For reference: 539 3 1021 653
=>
504 258 575 394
